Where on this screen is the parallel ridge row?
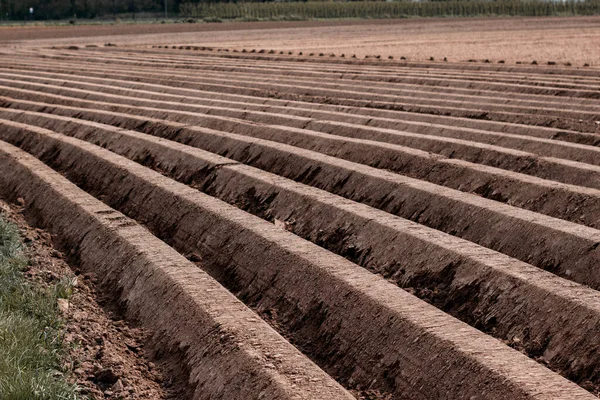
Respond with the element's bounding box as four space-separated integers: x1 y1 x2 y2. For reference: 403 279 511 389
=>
3 51 600 133
2 49 600 398
2 122 594 400
0 140 353 400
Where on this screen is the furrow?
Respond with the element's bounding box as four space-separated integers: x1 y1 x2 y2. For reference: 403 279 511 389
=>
29 50 600 110
2 101 600 294
1 78 599 188
1 59 596 132
4 113 600 389
1 75 598 179
1 69 599 150
143 48 600 82
5 102 600 231
32 48 600 97
149 49 600 79
38 48 600 88
3 120 596 400
122 48 600 90
0 140 354 400
1 62 595 145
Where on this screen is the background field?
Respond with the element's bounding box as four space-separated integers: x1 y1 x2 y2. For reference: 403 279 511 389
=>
2 16 599 64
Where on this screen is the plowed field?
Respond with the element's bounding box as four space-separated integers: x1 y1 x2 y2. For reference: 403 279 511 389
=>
2 35 600 399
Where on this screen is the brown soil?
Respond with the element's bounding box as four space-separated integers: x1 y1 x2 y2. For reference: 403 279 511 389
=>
2 117 597 400
2 26 600 400
14 108 600 393
0 139 354 400
0 199 173 399
5 100 599 293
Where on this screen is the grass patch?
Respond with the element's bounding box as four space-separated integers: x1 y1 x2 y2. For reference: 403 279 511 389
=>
0 215 79 399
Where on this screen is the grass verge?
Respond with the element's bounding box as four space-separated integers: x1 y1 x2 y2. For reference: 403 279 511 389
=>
0 214 79 399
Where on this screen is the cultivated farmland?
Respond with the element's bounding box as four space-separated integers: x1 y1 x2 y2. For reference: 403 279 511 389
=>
1 22 600 399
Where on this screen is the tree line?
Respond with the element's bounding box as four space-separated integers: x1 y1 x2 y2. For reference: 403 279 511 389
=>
2 0 599 21
182 0 600 20
0 0 182 20
0 0 290 20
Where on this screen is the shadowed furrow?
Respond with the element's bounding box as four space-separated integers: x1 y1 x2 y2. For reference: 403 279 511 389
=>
2 47 600 398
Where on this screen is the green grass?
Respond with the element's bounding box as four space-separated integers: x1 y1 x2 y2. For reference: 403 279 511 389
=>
0 215 79 400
